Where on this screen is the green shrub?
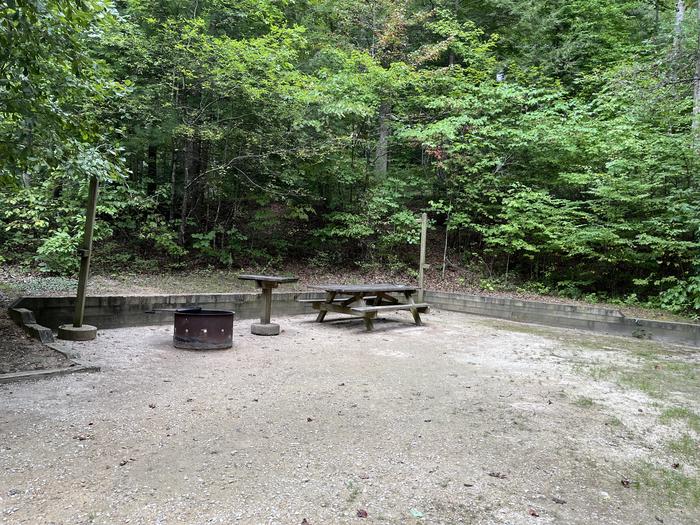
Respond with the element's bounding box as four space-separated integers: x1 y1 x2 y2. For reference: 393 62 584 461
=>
659 276 700 315
191 227 247 266
35 231 79 275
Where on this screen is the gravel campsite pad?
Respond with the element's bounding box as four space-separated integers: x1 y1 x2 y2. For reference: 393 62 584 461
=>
1 310 699 524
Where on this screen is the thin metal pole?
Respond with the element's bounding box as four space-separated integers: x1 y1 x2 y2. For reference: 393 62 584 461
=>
418 212 427 302
73 176 99 327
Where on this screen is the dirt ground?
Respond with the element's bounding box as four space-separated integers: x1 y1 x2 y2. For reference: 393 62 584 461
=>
1 310 699 525
0 308 72 375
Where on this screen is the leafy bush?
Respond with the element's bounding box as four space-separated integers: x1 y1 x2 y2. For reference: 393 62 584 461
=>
137 216 187 258
516 282 551 295
479 277 513 292
35 231 80 275
308 251 340 270
659 277 700 315
191 227 248 266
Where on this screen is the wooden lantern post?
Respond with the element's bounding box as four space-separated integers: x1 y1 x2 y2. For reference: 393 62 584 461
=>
58 176 99 341
418 212 428 302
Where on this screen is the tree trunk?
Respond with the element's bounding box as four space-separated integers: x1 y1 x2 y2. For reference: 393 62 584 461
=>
693 0 700 149
179 169 189 245
655 0 660 30
672 0 686 71
169 143 178 221
449 0 458 66
147 145 157 196
130 153 138 182
374 101 390 175
179 139 194 245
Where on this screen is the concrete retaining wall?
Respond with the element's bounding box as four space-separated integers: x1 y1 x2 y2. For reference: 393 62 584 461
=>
7 307 55 343
424 291 699 347
11 290 699 347
12 292 325 330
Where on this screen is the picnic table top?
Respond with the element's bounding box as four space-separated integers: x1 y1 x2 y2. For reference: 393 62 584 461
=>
238 274 299 283
308 283 418 294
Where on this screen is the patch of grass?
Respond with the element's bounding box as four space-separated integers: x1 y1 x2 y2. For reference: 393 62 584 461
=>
487 314 700 407
571 361 616 382
566 338 622 353
660 407 700 434
606 416 623 427
631 346 682 361
2 276 77 296
566 337 698 405
618 370 664 398
636 462 700 508
616 359 699 400
346 480 361 504
669 434 700 462
590 364 616 381
482 320 555 338
573 396 595 408
663 362 698 381
484 318 688 358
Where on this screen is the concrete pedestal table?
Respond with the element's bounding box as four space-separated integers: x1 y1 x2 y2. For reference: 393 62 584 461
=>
238 274 299 335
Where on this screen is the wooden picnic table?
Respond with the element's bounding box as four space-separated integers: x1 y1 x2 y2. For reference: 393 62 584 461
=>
301 283 429 331
238 274 298 335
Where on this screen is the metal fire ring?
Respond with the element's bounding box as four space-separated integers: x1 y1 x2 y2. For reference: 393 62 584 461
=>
172 309 234 350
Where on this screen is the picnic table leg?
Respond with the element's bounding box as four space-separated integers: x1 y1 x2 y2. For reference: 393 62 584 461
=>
359 293 376 331
316 291 336 323
404 292 423 326
251 282 280 335
261 286 272 324
376 292 398 305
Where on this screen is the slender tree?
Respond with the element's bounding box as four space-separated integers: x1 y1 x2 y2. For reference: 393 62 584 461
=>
693 0 700 146
673 0 687 61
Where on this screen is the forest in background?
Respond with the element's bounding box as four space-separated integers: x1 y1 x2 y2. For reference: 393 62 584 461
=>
1 0 700 315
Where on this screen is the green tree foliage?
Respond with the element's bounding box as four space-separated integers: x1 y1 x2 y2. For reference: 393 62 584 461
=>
1 0 699 313
1 0 128 270
0 0 126 182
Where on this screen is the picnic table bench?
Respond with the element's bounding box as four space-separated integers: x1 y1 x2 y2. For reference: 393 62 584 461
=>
302 284 429 331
